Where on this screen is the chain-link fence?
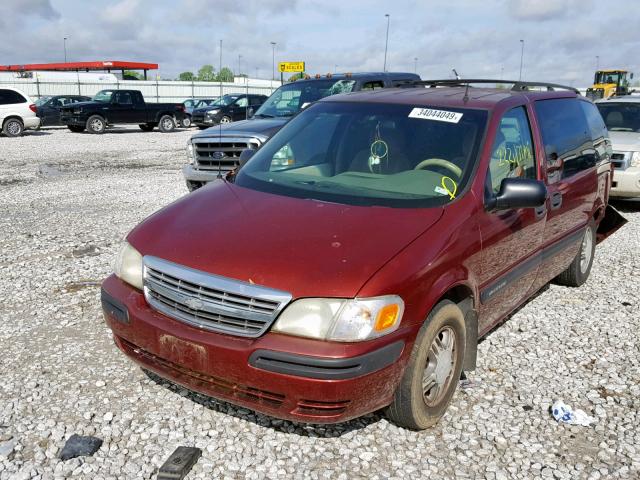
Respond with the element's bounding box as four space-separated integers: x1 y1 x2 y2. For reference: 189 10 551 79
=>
0 78 278 103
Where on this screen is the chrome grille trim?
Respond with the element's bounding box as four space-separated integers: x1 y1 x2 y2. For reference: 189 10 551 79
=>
192 136 263 172
143 256 292 337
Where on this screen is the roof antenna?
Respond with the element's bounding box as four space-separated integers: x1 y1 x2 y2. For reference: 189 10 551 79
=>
463 82 470 104
217 107 223 179
452 68 461 80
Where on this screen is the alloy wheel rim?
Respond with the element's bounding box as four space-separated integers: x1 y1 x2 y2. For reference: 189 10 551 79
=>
221 117 231 123
91 119 103 131
7 121 21 135
580 227 593 273
422 326 456 406
163 118 173 129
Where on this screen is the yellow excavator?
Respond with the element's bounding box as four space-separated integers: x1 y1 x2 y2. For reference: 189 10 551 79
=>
586 70 634 100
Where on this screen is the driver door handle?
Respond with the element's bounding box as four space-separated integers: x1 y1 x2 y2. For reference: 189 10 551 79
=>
550 192 562 210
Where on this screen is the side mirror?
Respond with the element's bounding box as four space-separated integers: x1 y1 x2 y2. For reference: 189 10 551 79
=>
238 148 256 168
487 178 547 211
631 72 634 80
247 107 254 119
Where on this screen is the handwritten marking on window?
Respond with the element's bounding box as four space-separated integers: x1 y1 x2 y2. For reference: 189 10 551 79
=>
496 144 533 168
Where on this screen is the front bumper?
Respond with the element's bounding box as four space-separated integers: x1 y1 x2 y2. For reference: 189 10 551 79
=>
193 113 220 126
182 164 223 185
101 275 409 423
611 167 640 198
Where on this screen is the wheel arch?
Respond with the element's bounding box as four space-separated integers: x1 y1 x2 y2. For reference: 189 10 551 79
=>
2 115 24 126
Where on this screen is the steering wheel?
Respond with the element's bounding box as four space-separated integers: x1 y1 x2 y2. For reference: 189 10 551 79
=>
414 158 462 178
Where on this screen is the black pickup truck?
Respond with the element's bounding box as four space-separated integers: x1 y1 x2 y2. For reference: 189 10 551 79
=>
60 90 186 134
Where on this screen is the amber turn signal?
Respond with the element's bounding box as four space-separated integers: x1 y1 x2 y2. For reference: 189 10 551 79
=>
374 304 400 332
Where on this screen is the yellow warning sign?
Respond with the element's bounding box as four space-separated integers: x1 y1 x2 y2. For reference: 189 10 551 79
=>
278 62 305 73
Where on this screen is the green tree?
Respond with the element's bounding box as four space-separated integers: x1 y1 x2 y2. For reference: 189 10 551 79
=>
179 71 195 81
216 67 234 82
197 65 216 82
288 72 305 82
123 70 142 80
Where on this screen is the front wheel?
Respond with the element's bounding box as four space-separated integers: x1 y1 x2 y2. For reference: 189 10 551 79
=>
180 115 192 128
3 118 24 137
86 115 106 134
158 115 175 133
220 115 232 124
387 300 466 430
555 223 596 287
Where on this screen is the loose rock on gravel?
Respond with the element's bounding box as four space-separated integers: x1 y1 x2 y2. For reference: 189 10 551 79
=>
0 127 639 479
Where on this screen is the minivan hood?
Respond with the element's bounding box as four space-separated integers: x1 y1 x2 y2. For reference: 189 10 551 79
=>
608 131 640 151
128 181 443 298
191 118 289 139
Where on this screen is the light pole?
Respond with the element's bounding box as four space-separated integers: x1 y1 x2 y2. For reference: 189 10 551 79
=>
414 57 417 74
219 39 223 96
63 36 68 63
501 65 504 80
238 54 242 78
334 64 338 73
519 39 524 81
271 42 276 83
383 14 390 72
596 55 600 70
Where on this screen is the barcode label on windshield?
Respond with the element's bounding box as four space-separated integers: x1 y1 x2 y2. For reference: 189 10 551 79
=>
409 108 463 123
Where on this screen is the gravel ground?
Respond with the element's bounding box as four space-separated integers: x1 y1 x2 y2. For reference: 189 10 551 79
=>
0 127 639 480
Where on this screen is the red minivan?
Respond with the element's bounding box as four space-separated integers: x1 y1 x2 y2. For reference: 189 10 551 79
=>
102 80 621 429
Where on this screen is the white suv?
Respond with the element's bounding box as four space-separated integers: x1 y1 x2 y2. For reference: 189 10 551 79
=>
0 87 40 137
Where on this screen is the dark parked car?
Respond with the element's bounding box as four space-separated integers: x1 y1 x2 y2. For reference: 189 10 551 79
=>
102 79 625 429
181 98 218 128
60 89 186 134
35 95 91 127
184 72 421 190
191 94 267 129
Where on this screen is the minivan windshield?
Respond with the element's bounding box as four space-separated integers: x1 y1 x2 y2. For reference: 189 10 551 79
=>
596 102 640 132
93 90 114 102
236 102 488 208
253 80 356 118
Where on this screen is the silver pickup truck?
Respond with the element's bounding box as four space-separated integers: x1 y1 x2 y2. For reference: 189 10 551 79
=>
183 72 420 191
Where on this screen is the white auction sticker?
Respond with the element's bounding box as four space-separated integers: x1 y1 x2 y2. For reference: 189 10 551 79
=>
409 107 463 123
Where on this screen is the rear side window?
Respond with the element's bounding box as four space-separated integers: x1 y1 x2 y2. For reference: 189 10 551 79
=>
487 106 536 193
362 80 385 90
534 98 595 178
580 101 608 142
0 89 27 105
249 96 263 106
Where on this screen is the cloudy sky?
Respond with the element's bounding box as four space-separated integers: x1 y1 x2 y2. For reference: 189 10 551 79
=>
0 0 638 87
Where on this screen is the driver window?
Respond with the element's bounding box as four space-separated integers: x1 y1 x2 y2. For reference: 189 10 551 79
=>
487 106 536 194
235 97 248 107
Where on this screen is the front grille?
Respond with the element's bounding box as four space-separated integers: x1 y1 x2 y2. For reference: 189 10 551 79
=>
193 137 261 173
143 256 291 337
611 152 629 170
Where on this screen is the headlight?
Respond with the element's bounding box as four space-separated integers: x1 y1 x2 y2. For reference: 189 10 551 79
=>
186 141 195 164
271 295 404 342
206 109 221 116
113 241 143 290
630 151 640 167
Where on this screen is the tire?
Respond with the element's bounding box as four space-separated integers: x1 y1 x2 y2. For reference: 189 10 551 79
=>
158 115 175 133
67 126 85 133
555 223 596 287
86 115 106 134
387 300 466 430
3 118 24 137
139 124 155 132
181 115 192 128
220 115 232 124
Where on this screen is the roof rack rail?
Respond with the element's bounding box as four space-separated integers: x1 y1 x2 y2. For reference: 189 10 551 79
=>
400 79 580 95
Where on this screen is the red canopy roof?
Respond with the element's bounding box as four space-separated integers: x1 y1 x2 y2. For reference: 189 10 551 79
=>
0 61 158 72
